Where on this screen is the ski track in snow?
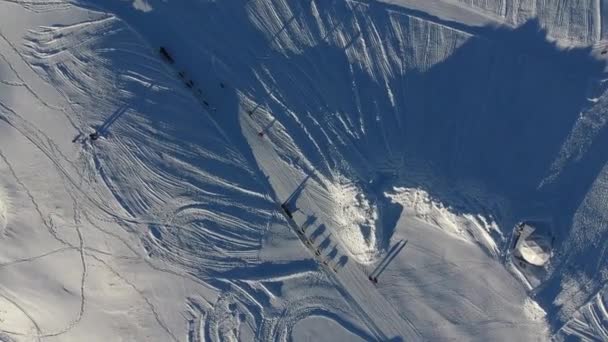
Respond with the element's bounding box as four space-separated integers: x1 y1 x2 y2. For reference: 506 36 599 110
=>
1 3 343 340
0 1 508 341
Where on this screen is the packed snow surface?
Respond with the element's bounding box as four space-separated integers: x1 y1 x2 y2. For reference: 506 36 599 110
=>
0 0 607 341
0 186 6 234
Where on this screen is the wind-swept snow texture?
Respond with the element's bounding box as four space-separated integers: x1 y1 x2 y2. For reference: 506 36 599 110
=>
0 0 607 340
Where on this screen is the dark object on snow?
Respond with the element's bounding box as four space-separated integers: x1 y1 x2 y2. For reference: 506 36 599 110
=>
178 71 185 79
203 100 209 106
258 132 264 137
89 132 99 141
159 47 174 64
602 50 607 55
186 80 194 88
281 203 293 219
220 82 225 88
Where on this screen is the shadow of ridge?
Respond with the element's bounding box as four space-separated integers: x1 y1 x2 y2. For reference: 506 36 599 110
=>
241 9 607 330
366 0 602 70
532 111 608 328
87 0 608 332
390 20 608 329
262 15 603 231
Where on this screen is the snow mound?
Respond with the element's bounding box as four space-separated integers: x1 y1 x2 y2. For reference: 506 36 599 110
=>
132 0 153 13
329 179 379 264
386 187 501 255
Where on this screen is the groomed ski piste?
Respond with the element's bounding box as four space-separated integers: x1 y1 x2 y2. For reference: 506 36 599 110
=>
1 0 608 341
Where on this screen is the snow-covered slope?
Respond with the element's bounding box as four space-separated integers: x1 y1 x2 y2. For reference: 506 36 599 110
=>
0 0 607 341
389 0 604 44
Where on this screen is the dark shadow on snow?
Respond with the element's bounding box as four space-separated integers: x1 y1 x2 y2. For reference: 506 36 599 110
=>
79 0 608 332
282 174 311 214
301 214 317 231
371 239 407 279
310 224 326 242
223 7 607 330
96 105 128 137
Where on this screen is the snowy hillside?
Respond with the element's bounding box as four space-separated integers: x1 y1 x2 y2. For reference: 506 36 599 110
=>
0 0 607 341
